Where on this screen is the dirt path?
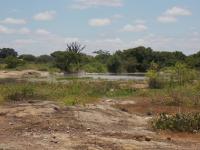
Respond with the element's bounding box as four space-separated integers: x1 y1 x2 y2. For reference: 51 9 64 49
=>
0 100 200 150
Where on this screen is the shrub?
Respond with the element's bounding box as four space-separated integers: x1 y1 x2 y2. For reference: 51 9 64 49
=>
162 63 198 86
5 56 25 69
146 70 163 89
82 62 107 73
153 113 200 132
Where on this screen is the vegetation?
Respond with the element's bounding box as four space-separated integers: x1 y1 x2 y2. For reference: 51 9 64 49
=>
0 44 200 73
1 44 200 134
153 113 200 132
0 80 137 105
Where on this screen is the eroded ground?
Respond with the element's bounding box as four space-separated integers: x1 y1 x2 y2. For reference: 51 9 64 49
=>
0 99 200 150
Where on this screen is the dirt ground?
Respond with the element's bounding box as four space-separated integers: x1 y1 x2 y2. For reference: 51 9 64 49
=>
0 70 49 79
0 99 200 150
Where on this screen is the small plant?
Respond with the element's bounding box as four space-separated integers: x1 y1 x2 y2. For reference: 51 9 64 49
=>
153 113 200 132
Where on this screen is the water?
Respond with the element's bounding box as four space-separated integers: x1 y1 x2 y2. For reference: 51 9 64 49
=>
65 73 146 81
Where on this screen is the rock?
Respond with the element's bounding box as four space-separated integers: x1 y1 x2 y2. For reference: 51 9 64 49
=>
145 136 152 142
53 106 59 111
52 136 56 139
50 140 58 144
120 108 128 112
9 122 14 126
193 130 198 133
87 128 91 131
146 112 153 116
106 99 112 102
167 137 172 141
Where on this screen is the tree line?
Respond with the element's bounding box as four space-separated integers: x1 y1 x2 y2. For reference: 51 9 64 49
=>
0 42 200 73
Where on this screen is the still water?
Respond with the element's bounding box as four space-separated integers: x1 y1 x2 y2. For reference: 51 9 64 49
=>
65 73 146 80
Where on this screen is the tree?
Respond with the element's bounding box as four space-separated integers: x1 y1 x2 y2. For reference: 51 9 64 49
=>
0 48 18 58
19 54 36 62
36 55 54 63
107 55 123 73
66 42 85 53
186 51 200 69
51 42 85 73
5 56 23 68
93 50 111 64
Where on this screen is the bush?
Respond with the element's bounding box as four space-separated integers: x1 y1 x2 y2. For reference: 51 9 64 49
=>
82 62 107 73
146 70 163 89
153 113 200 132
162 63 198 86
5 56 25 69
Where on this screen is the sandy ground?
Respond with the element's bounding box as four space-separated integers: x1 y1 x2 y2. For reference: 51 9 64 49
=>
0 70 49 79
0 99 200 150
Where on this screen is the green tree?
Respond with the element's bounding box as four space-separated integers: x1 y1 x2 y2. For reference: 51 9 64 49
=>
5 56 24 68
51 42 85 73
107 54 123 73
0 48 18 58
94 50 111 64
36 55 54 63
19 54 36 62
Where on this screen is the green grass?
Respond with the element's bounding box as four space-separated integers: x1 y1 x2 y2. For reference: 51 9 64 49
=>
0 79 138 105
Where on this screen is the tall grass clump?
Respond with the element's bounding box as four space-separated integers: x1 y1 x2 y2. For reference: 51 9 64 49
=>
153 113 200 132
1 83 35 101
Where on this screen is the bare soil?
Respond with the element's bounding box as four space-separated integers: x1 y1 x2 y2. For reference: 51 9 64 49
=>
0 99 200 150
0 70 49 79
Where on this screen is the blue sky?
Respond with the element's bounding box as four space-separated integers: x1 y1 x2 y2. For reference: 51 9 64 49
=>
0 0 200 55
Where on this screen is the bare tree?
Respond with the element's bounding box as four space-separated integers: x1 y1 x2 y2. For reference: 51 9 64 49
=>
66 42 86 53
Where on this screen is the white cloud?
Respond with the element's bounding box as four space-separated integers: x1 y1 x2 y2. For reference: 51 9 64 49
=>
158 6 192 23
72 0 123 9
165 7 192 17
1 18 27 25
36 29 51 35
0 25 14 34
89 18 111 27
34 11 56 21
0 25 31 35
122 24 148 32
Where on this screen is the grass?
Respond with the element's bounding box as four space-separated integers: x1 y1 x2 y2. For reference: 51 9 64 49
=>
152 113 200 132
132 81 200 108
0 79 138 105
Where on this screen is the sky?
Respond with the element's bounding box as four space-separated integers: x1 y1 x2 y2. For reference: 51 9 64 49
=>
0 0 200 55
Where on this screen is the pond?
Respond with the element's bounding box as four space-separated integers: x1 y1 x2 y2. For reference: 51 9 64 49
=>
65 73 146 80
